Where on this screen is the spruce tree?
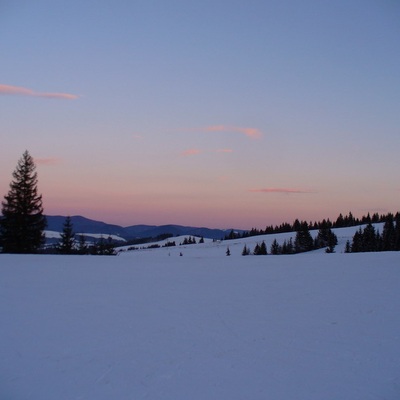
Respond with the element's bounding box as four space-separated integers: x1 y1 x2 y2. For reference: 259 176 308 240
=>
253 243 261 255
78 234 87 255
58 216 75 254
316 223 338 252
382 214 395 251
395 213 400 251
362 223 378 252
259 241 268 255
0 151 46 253
326 230 338 253
270 239 280 255
294 222 314 253
351 227 363 252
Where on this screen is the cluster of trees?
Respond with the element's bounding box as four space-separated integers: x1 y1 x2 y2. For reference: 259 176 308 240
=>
181 236 204 245
345 215 400 253
125 233 174 247
226 211 397 240
131 240 177 250
127 236 205 252
242 241 268 255
0 151 116 255
50 216 116 255
241 223 338 256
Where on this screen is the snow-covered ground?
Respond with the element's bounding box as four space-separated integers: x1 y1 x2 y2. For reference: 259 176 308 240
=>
45 230 127 243
1 229 399 399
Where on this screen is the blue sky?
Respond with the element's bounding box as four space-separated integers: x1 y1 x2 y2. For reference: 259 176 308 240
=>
1 0 399 228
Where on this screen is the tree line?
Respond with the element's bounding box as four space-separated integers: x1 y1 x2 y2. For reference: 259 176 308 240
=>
225 211 397 240
0 151 399 255
345 215 400 253
240 221 338 255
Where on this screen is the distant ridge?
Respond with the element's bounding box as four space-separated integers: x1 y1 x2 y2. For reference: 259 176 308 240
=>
45 215 244 241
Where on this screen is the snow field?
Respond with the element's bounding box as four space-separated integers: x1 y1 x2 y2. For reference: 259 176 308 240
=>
1 249 400 399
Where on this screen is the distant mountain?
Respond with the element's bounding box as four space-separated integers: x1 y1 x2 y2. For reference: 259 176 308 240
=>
45 215 243 241
46 216 127 237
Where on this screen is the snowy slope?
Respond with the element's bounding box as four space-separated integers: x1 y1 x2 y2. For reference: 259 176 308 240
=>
118 223 384 256
45 230 127 242
1 238 399 399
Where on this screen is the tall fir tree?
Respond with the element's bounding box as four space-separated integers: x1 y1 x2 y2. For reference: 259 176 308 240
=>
0 151 46 253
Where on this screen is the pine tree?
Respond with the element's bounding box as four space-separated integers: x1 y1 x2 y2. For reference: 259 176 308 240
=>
77 234 87 255
259 241 268 255
382 214 396 251
351 227 363 252
270 239 280 255
242 244 250 256
326 230 338 253
294 222 314 253
316 223 337 252
362 223 378 252
335 213 345 228
0 151 47 253
281 238 294 254
58 216 75 254
395 213 400 251
351 223 379 253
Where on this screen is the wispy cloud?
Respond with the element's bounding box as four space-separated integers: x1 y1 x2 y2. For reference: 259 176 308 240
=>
0 84 79 100
181 148 202 157
215 148 234 153
35 157 62 166
249 187 316 194
205 125 262 139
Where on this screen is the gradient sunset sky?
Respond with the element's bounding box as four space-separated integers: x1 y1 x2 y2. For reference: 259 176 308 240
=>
1 1 399 229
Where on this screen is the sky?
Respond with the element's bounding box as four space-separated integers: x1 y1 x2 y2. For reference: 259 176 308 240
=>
1 0 399 229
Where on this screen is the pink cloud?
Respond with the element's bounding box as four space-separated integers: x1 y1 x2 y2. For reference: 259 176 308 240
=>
249 187 315 194
0 84 79 100
35 157 62 166
181 148 202 156
215 148 233 153
205 125 262 139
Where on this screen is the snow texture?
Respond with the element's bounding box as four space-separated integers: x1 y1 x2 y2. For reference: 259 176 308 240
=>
1 231 399 399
